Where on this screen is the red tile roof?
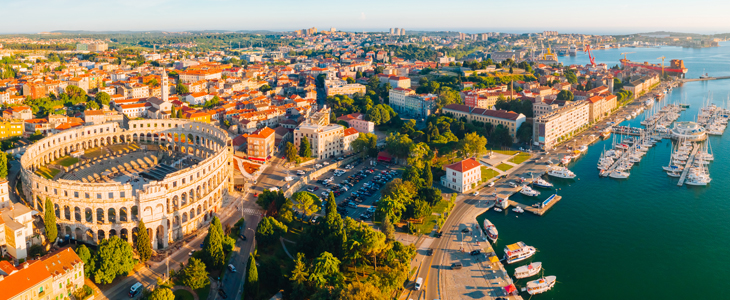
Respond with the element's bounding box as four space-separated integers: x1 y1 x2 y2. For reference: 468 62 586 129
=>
445 158 481 173
0 261 52 299
344 127 359 136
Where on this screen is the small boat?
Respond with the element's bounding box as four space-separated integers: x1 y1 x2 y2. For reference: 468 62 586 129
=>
666 171 681 178
520 185 540 197
483 219 499 242
547 166 576 179
503 242 536 264
526 276 557 295
512 206 524 213
514 262 542 279
578 145 588 153
533 178 553 188
609 171 630 179
494 208 503 212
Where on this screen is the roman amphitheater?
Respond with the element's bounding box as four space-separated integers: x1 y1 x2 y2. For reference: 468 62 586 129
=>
20 119 233 250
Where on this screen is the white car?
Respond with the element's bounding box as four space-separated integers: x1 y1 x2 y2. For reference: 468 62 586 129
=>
323 161 330 166
473 191 479 196
315 164 323 168
296 170 306 175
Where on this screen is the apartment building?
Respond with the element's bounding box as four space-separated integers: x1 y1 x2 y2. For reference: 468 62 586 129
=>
623 75 660 96
293 107 346 159
533 100 590 150
342 128 360 153
337 113 374 134
0 260 53 300
324 82 366 97
247 127 276 162
118 103 148 118
440 158 482 193
41 248 85 300
442 104 526 142
84 109 124 125
178 69 222 83
9 106 33 121
388 88 437 118
463 90 500 109
0 122 24 139
0 191 34 263
586 95 617 122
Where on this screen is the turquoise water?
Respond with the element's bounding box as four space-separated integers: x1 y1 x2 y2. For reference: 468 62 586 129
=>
479 42 730 299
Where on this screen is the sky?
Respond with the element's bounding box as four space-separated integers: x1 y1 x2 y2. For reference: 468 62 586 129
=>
2 0 730 35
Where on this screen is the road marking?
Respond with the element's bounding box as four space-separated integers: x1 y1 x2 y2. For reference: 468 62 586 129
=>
241 208 263 215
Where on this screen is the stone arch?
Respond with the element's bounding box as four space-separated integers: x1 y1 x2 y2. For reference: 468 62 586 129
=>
54 203 60 218
120 207 128 222
173 215 180 227
120 228 129 242
155 204 164 215
189 189 195 202
85 229 94 242
64 205 71 220
189 208 195 219
85 208 93 223
172 195 179 211
132 227 139 245
75 228 83 240
181 193 187 207
75 207 81 222
96 208 105 224
197 205 201 216
182 212 188 223
109 229 117 238
143 206 152 218
155 225 165 249
108 207 116 223
97 229 105 241
131 205 139 221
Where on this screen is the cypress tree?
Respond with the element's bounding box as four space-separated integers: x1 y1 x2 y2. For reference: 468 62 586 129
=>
203 216 225 268
171 106 176 119
44 198 57 244
244 255 259 299
299 137 312 158
0 153 8 179
136 220 152 263
423 163 433 188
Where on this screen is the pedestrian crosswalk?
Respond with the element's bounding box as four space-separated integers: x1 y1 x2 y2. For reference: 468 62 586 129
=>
241 208 263 216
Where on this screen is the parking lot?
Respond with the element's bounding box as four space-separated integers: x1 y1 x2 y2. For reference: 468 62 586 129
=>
291 156 399 224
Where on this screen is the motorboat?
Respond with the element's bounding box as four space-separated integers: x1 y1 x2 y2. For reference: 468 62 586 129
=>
666 171 681 178
663 165 683 172
609 171 630 179
494 208 503 212
483 219 498 242
514 262 542 279
512 206 525 213
533 178 553 188
520 185 540 197
503 242 536 264
526 276 557 295
547 166 576 179
578 145 588 153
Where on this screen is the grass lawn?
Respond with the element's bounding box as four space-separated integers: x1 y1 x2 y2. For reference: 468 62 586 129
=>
492 149 519 155
415 200 450 235
508 152 531 164
173 289 195 300
84 147 108 159
36 166 60 179
481 167 500 181
54 156 79 167
195 284 210 300
496 163 513 172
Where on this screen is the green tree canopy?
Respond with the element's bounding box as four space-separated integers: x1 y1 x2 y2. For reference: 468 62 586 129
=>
93 236 136 284
95 92 111 106
149 288 175 300
255 216 288 246
0 153 8 179
44 198 57 244
245 255 259 299
459 132 488 158
299 137 312 158
181 257 210 290
136 220 152 263
285 142 297 162
557 90 574 101
76 244 95 278
202 216 225 269
292 191 321 217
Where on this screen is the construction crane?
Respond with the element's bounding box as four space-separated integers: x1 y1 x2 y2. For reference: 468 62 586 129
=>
620 52 635 61
657 56 666 77
583 44 596 66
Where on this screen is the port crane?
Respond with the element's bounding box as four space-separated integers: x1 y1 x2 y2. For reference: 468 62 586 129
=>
620 52 635 61
657 56 666 77
583 44 596 66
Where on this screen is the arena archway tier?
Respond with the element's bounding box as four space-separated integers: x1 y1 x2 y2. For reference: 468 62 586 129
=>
20 120 233 250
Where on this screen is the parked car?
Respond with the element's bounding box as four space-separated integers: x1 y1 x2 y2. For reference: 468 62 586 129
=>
228 264 237 273
470 249 482 256
218 288 228 299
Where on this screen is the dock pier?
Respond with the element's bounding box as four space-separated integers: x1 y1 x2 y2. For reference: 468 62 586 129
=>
677 144 700 186
508 194 562 216
600 148 631 177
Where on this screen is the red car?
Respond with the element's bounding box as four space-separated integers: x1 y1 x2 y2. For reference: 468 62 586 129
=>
253 192 259 197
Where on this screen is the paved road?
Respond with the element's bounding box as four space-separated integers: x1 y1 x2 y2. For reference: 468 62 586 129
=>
8 160 21 204
218 206 261 300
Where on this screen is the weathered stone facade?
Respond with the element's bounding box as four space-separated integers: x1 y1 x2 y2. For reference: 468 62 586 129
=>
20 119 233 250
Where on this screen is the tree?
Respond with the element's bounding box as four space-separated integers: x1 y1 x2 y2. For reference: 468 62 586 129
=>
339 282 385 300
255 216 288 246
308 251 343 288
245 255 259 299
202 216 225 269
516 123 533 143
299 137 312 158
176 82 189 94
76 244 95 278
382 215 395 241
86 100 100 110
43 198 57 244
407 142 432 169
259 84 272 93
95 92 111 107
556 90 574 101
384 133 413 162
136 220 152 264
377 195 406 224
422 163 433 188
149 288 175 300
292 191 321 217
93 236 136 284
285 142 297 162
565 71 578 84
459 132 488 158
181 257 210 290
170 106 176 118
290 253 309 298
0 153 8 179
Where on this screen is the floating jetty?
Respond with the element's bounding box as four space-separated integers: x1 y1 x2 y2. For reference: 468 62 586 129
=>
508 194 561 216
677 143 701 187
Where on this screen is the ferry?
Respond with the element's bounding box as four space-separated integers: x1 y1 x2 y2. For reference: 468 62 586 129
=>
483 219 499 242
601 129 611 139
547 166 576 179
514 262 542 279
525 276 557 295
533 178 553 188
503 242 536 264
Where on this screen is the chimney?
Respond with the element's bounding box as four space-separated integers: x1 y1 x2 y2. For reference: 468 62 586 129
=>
23 262 30 269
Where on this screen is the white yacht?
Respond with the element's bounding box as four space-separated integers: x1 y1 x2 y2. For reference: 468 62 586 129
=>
547 166 576 179
533 178 553 188
503 242 536 264
514 262 542 279
526 276 557 295
483 219 498 242
609 171 630 179
666 171 681 178
520 185 540 197
512 206 525 213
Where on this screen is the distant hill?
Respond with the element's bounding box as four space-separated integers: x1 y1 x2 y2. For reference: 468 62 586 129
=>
635 31 706 38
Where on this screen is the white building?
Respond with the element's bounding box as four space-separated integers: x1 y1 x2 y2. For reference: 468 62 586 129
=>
0 180 34 263
388 88 437 118
441 158 482 193
293 107 349 159
533 100 590 150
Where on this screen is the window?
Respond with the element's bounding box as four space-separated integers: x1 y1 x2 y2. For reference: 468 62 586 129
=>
74 191 79 198
120 192 125 198
109 192 114 199
85 193 90 199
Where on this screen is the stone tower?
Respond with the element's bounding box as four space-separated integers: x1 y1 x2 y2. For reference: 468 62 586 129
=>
160 67 169 102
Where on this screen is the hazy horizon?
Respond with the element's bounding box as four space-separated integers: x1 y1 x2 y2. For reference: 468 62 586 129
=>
3 0 730 36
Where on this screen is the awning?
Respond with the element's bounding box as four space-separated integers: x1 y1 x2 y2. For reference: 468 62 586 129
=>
504 284 517 294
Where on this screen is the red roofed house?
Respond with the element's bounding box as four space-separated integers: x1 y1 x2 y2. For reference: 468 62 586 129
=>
586 94 617 122
342 127 360 152
337 113 374 134
0 260 53 300
441 158 482 193
247 126 276 162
